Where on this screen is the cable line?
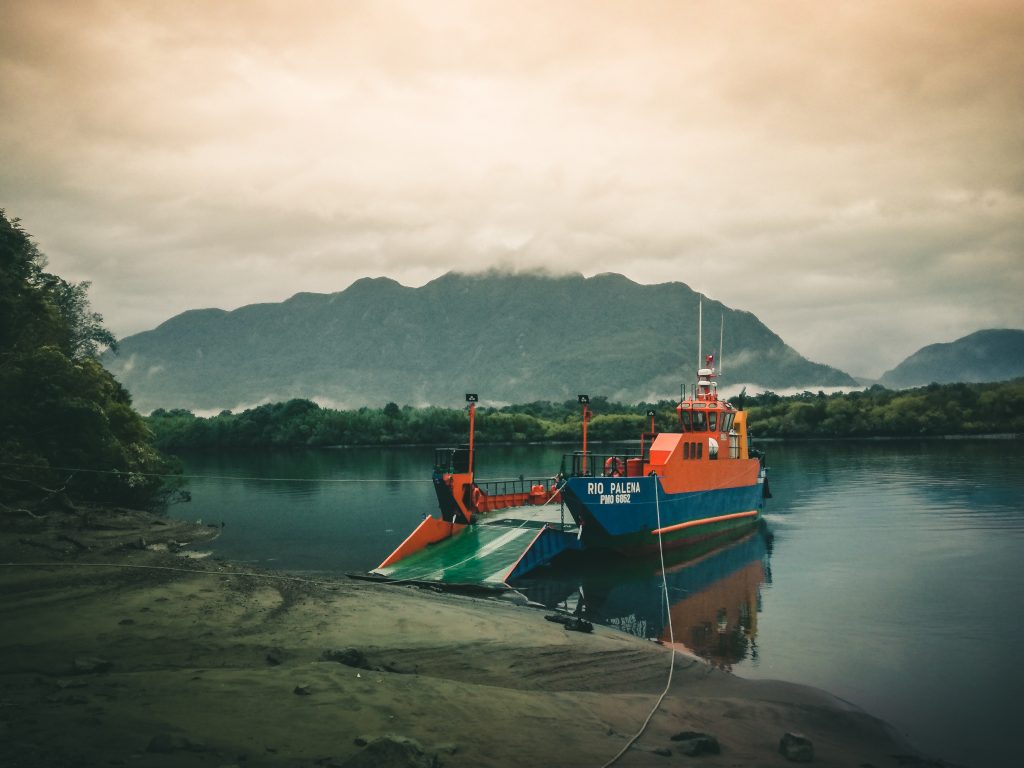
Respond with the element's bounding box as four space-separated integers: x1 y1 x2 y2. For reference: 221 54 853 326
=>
0 460 434 484
600 473 679 768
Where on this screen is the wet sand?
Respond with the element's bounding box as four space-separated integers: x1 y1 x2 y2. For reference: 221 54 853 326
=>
0 506 947 767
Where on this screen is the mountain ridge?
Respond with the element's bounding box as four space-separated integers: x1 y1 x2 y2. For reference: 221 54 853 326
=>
104 270 857 413
879 329 1024 388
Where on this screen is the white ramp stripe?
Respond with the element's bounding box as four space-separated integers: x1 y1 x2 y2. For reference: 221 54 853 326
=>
473 527 531 559
484 566 514 584
480 528 533 583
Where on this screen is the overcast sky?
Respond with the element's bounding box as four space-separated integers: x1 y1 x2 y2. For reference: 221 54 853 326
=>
2 0 1022 379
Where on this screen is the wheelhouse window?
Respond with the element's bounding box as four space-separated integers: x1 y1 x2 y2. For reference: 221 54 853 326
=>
693 410 707 431
679 409 692 432
709 411 718 432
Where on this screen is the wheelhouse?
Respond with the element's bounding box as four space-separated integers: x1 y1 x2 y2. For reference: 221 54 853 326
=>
676 402 737 434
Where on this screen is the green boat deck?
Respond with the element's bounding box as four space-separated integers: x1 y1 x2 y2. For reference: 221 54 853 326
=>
372 505 581 586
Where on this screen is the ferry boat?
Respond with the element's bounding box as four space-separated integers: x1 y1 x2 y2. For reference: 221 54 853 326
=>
370 355 769 588
559 355 768 555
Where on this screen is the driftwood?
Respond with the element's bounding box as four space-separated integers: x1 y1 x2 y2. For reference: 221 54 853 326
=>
1 473 70 495
1 473 78 515
0 500 45 518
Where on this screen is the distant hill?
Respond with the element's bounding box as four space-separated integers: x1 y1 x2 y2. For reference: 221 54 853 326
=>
879 329 1024 388
104 271 857 413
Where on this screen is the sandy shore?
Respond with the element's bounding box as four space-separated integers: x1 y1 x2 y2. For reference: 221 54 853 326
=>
0 506 947 768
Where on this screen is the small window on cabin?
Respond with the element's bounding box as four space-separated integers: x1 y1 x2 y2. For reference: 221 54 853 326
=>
693 410 707 431
709 412 718 432
684 442 690 459
697 442 703 459
680 409 692 432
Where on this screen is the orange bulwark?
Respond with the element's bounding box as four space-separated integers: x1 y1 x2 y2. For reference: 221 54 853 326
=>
470 483 562 513
377 516 466 568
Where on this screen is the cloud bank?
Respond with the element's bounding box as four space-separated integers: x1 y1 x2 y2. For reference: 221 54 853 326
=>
2 0 1022 378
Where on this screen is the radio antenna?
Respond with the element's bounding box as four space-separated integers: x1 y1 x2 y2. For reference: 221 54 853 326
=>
719 312 724 376
697 296 703 370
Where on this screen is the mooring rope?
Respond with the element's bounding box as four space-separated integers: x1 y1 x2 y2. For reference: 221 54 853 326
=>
600 472 677 768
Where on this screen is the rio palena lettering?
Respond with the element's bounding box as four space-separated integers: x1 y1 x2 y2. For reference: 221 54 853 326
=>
586 480 641 505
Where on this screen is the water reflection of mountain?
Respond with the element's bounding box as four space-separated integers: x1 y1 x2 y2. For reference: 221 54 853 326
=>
514 524 772 670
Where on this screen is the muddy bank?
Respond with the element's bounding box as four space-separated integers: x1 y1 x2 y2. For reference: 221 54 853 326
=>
0 506 948 767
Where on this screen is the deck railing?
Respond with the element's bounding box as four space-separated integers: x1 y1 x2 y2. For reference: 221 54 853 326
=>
473 477 557 498
562 450 645 478
433 445 471 474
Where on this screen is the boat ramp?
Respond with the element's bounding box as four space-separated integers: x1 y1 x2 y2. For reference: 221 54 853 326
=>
370 502 582 588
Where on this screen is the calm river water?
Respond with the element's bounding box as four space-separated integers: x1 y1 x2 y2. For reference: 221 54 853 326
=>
173 439 1023 768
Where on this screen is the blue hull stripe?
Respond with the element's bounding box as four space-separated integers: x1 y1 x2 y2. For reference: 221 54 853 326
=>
563 476 762 538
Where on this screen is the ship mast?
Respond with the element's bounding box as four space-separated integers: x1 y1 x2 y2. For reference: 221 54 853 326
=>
697 296 703 372
719 312 724 376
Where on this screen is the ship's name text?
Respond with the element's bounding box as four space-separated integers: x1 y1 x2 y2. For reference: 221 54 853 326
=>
586 480 641 505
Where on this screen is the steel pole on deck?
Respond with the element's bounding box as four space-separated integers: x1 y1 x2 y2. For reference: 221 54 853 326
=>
578 394 590 474
466 394 478 476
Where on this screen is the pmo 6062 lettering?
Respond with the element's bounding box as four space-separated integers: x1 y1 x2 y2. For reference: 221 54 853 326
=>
586 480 643 505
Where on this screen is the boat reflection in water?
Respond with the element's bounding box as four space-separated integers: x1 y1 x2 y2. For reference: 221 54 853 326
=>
514 522 772 671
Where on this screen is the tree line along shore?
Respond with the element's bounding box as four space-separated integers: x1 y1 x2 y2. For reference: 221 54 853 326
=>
146 378 1024 452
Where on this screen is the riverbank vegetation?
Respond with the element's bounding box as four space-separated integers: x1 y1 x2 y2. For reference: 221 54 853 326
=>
744 381 1023 438
145 396 669 450
0 211 180 512
145 379 1023 451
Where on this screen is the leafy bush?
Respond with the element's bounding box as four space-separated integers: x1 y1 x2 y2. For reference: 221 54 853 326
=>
0 211 181 511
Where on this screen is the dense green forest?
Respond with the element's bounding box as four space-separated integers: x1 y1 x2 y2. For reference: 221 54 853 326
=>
743 381 1023 437
145 379 1024 451
146 396 673 451
0 211 179 511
